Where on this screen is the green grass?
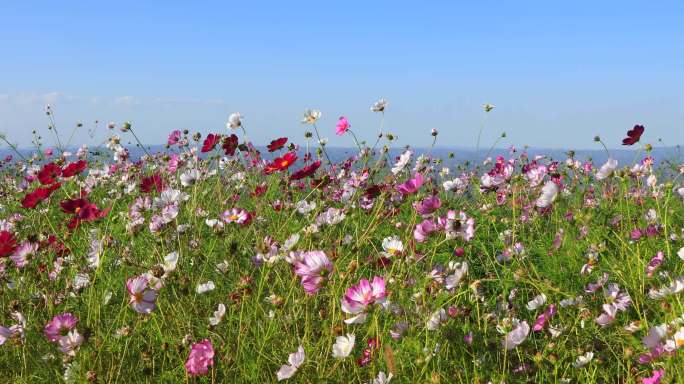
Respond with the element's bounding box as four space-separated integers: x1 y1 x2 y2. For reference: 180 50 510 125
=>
1 138 683 383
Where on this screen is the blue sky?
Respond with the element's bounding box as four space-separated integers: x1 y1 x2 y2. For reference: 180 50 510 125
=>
1 1 683 149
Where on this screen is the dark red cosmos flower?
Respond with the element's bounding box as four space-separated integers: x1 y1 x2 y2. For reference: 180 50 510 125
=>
290 160 321 180
61 160 88 178
201 133 221 153
21 182 61 209
222 134 239 156
364 184 385 199
60 197 90 214
140 174 164 193
311 175 331 189
0 230 18 257
251 183 267 197
43 235 69 256
38 162 62 185
60 197 109 229
622 124 645 146
264 152 298 174
266 137 288 152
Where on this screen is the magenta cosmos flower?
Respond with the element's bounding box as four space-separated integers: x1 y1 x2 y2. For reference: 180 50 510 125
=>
341 277 387 323
413 195 441 216
414 219 439 243
185 339 215 376
396 173 424 195
126 275 158 314
44 313 78 342
335 116 350 136
293 251 333 295
167 130 181 146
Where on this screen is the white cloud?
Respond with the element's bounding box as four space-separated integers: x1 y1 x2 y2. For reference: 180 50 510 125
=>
113 95 138 106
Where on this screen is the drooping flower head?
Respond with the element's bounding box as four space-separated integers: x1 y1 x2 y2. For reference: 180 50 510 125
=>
293 251 333 295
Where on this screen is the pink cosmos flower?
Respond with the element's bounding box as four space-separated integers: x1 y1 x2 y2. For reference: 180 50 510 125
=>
221 208 252 226
336 116 350 136
532 304 557 332
126 275 158 314
414 219 438 243
58 329 84 356
0 324 23 345
443 210 476 242
646 251 664 278
293 251 333 295
642 369 665 384
167 130 181 146
413 195 441 216
10 242 38 268
503 321 530 350
340 277 387 321
396 173 424 195
44 313 78 342
185 339 215 376
167 153 180 173
595 283 631 327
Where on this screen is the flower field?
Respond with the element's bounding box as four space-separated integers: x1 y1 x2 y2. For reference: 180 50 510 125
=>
1 103 684 383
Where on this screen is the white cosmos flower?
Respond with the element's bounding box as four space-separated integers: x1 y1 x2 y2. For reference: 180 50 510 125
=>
282 233 300 251
573 351 594 368
643 324 668 348
196 281 216 294
381 236 403 257
301 109 321 124
215 260 230 274
295 200 316 214
526 293 547 311
391 150 412 175
502 320 530 350
276 345 305 381
209 303 226 326
371 98 388 112
445 262 468 289
443 178 465 192
535 180 559 208
596 158 618 180
227 112 242 130
370 371 393 384
153 189 189 209
678 247 684 261
332 333 355 359
180 169 201 187
673 327 684 349
163 252 179 274
426 308 448 331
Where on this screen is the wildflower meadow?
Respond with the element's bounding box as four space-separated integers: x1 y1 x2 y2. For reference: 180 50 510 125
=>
1 102 684 384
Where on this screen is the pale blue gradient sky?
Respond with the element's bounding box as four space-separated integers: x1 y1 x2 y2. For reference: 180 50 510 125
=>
1 1 683 149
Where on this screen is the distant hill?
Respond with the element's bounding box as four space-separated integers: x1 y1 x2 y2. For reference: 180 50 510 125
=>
3 144 681 170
